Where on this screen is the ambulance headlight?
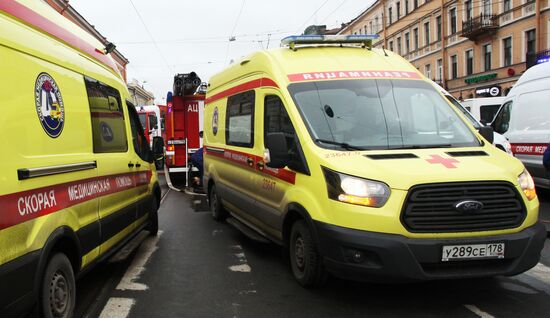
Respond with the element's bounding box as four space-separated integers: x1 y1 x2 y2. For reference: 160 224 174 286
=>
322 167 390 207
518 169 537 200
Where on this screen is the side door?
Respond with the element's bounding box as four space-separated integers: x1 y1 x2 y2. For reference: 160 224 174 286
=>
217 90 257 220
253 90 308 237
84 77 138 253
126 101 155 225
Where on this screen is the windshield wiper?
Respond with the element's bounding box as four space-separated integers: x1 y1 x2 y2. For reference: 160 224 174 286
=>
314 138 367 150
394 144 453 149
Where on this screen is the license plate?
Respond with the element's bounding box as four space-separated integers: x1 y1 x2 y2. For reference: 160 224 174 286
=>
441 243 505 262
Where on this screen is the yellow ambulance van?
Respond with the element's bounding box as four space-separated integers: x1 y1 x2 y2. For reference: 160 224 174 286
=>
203 35 545 287
0 1 161 316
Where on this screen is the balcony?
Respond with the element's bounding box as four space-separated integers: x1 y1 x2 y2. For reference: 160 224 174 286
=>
461 14 499 41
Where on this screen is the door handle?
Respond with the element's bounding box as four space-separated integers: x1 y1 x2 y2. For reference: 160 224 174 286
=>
256 161 264 170
128 162 135 168
246 158 254 166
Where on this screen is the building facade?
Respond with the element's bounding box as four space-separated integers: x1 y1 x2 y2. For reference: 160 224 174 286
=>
339 0 550 100
44 0 130 82
127 79 155 106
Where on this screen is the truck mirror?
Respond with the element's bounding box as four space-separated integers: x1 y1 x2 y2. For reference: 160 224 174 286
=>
478 126 494 144
266 132 289 169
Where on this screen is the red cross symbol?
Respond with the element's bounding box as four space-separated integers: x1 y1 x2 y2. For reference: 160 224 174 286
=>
425 155 459 169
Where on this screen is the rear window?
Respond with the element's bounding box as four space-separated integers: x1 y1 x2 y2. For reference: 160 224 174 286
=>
479 104 500 123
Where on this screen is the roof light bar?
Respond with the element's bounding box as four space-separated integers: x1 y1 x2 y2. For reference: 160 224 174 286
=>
281 35 380 50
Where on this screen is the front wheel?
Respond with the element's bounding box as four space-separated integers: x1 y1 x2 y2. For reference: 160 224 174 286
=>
289 220 327 287
41 253 76 318
209 184 227 221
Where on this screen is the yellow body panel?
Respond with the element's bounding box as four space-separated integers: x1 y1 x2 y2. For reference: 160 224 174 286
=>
204 45 539 240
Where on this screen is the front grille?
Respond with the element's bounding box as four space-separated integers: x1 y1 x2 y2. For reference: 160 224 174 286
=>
401 182 526 233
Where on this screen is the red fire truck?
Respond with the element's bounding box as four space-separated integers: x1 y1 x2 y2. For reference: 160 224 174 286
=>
163 72 205 185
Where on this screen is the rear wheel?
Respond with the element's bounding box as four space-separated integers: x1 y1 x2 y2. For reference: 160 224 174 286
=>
209 184 227 221
147 198 159 236
289 220 327 287
40 253 75 318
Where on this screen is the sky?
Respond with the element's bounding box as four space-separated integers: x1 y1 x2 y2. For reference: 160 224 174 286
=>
69 0 374 104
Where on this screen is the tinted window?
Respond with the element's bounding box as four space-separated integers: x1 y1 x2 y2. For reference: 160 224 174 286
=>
85 77 128 153
226 90 255 147
493 101 512 134
479 104 500 123
127 101 152 162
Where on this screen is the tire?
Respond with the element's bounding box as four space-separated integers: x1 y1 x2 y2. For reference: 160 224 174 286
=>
147 198 159 236
209 184 227 221
40 253 76 318
289 220 327 287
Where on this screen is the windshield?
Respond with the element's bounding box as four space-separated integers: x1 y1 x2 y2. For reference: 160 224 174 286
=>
138 113 147 130
288 79 480 150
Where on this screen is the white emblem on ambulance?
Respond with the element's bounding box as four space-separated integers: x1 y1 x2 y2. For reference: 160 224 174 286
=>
35 73 65 138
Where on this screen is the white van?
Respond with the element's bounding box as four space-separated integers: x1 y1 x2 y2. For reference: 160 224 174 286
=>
462 97 506 123
492 62 550 189
431 82 512 155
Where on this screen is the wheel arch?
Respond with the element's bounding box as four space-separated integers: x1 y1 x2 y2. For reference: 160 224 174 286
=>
282 203 319 249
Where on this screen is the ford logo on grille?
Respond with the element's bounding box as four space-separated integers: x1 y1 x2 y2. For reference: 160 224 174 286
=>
454 200 484 213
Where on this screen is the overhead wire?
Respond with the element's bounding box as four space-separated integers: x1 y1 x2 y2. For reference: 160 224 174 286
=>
225 0 247 63
295 0 331 34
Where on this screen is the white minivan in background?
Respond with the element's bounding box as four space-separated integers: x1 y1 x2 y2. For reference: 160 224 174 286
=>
492 62 550 189
462 97 506 124
432 82 513 155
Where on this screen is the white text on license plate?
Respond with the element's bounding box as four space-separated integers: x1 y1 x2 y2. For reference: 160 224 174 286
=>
441 243 505 261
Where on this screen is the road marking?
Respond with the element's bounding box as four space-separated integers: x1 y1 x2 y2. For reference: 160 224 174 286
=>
464 305 495 318
160 188 171 205
99 298 135 318
116 231 163 291
212 229 223 236
512 262 550 295
228 245 251 273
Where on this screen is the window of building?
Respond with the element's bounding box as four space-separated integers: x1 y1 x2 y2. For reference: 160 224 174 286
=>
84 76 128 153
369 21 373 33
424 21 430 45
483 43 492 71
526 29 536 58
436 59 443 81
425 64 432 79
413 28 419 50
397 2 401 19
388 7 393 25
450 8 457 34
226 90 255 147
414 0 418 9
504 0 511 11
375 16 379 32
466 49 474 75
405 32 410 52
397 36 402 54
464 0 473 20
451 55 458 79
436 16 442 41
405 0 409 14
503 37 512 66
389 40 394 51
483 0 492 14
364 25 368 34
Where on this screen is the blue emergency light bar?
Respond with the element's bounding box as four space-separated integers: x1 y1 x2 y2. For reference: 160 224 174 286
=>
281 34 380 50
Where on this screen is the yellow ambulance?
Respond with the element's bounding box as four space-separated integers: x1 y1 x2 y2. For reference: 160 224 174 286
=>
203 35 545 286
0 1 161 316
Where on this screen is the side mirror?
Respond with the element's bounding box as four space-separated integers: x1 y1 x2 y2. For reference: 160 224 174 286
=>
152 137 164 158
478 126 494 144
265 132 289 169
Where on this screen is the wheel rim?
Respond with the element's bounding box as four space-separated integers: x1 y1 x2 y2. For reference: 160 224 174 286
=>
294 236 306 271
49 270 69 316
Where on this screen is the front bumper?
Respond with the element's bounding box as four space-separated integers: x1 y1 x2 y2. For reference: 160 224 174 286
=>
313 221 546 282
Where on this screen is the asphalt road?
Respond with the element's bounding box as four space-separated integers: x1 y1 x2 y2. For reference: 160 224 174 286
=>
75 178 550 318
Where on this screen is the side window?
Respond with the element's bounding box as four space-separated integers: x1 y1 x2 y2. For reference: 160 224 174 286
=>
226 90 255 147
264 95 308 174
149 114 158 131
479 104 500 123
127 101 153 162
85 77 128 153
493 101 512 134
